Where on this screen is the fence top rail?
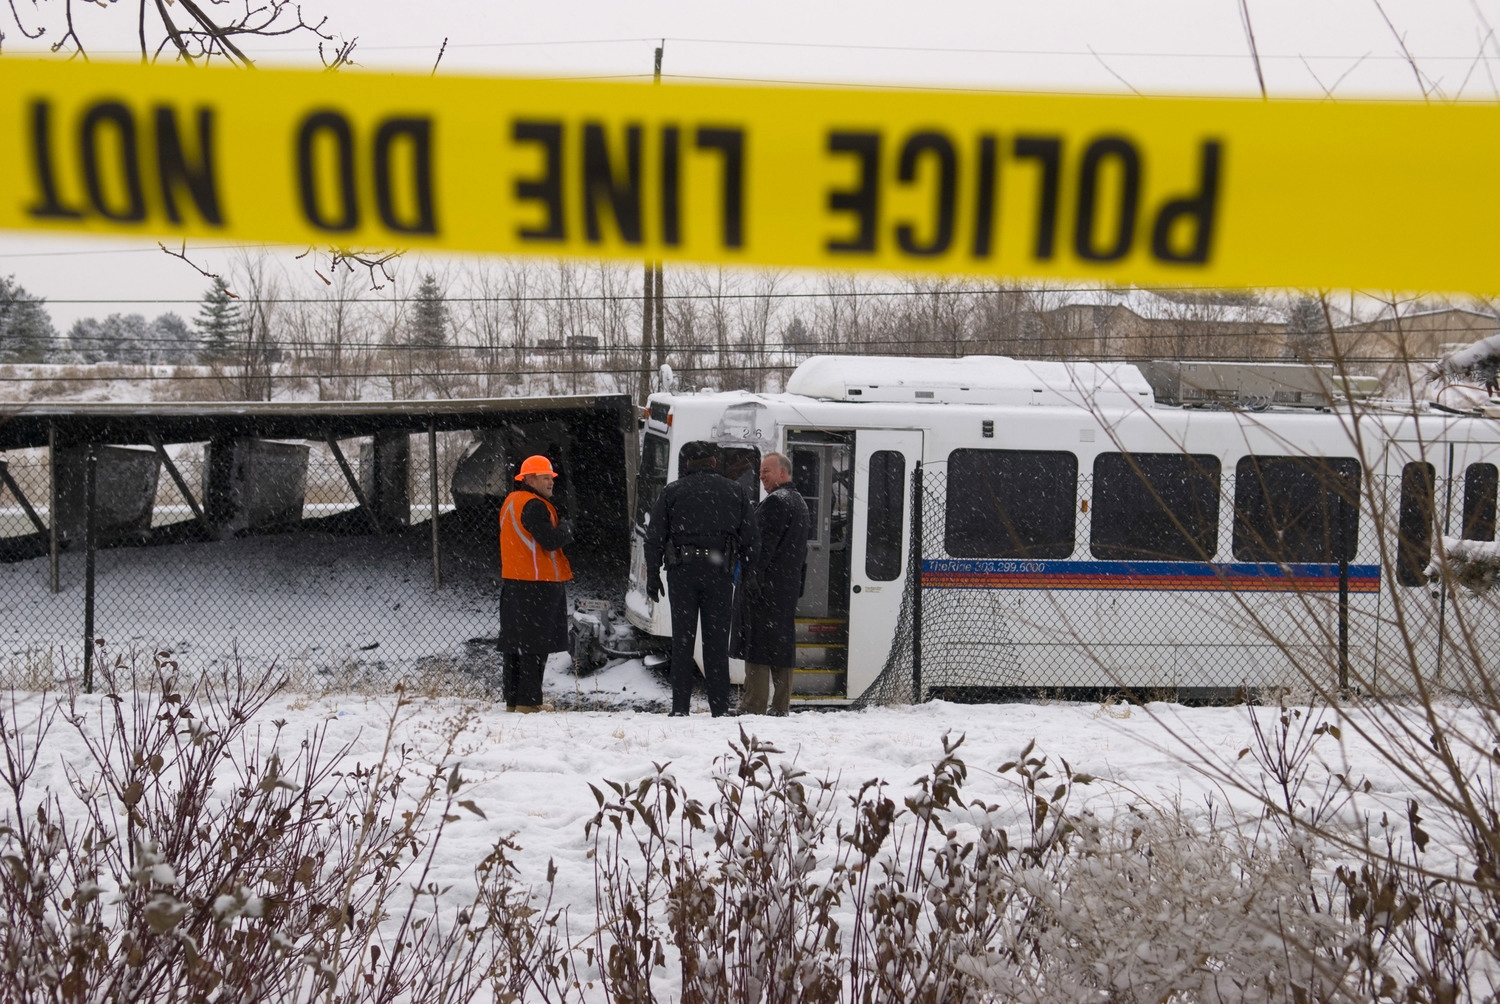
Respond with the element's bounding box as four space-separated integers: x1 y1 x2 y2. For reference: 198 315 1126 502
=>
0 394 634 451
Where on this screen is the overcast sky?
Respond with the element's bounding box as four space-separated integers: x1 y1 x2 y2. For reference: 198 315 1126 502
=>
2 0 1495 330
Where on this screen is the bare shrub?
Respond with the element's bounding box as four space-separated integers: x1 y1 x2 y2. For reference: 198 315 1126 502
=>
12 663 1498 1002
582 728 1389 1003
0 649 575 1003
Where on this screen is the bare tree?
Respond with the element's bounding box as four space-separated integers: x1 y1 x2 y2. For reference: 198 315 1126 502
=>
375 267 411 400
695 266 739 390
503 260 538 391
736 268 785 390
819 273 874 353
4 0 348 66
663 268 703 387
327 264 373 400
897 275 974 356
538 261 589 394
457 262 507 396
229 253 280 401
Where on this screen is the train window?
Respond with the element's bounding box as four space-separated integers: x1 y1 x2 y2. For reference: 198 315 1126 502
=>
945 449 1077 559
1463 464 1498 541
1232 455 1361 563
1090 453 1221 561
635 433 669 526
830 447 852 549
866 451 906 580
1397 462 1436 586
792 450 821 541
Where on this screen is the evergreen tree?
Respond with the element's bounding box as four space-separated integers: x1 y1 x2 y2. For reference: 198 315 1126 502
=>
148 312 194 364
0 274 58 363
408 273 448 349
66 317 104 363
68 314 154 364
114 314 151 364
195 276 243 360
1283 296 1330 361
783 315 812 348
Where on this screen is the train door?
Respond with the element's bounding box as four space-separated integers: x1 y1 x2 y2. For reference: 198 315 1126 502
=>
846 430 924 699
787 431 853 698
1385 439 1469 691
1435 441 1499 687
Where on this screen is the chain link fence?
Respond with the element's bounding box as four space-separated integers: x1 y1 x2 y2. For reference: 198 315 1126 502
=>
11 416 1497 705
857 464 1500 705
0 423 625 692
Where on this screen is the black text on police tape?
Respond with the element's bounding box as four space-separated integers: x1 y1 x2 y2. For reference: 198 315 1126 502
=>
826 130 1222 265
26 100 441 236
512 120 745 249
23 95 1222 267
28 99 222 225
296 110 435 235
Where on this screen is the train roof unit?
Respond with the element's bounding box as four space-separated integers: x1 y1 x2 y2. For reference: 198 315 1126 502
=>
784 355 1156 410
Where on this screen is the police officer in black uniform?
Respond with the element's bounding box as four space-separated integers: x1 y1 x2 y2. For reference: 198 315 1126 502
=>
644 441 758 717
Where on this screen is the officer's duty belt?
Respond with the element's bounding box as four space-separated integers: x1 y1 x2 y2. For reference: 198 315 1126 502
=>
674 547 725 562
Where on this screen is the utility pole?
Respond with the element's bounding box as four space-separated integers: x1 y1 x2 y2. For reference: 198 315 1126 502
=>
638 40 665 406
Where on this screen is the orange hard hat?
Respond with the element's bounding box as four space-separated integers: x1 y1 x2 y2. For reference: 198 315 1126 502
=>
515 455 558 481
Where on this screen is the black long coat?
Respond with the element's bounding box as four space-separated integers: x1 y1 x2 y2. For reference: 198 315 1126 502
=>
731 485 810 667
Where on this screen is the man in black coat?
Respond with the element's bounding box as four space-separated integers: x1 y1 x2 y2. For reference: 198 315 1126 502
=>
733 452 809 715
644 441 757 717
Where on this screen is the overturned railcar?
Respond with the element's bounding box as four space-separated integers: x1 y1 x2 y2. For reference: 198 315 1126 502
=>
0 394 635 572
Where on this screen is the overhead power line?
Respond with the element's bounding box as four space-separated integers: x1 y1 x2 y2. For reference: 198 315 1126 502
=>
0 244 255 260
33 34 1494 62
23 286 1326 305
0 350 1440 386
661 37 1486 62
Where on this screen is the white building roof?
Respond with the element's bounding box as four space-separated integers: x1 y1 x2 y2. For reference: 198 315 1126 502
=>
1051 286 1284 326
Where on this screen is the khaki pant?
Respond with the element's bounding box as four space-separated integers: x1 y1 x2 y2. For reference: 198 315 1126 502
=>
741 662 792 716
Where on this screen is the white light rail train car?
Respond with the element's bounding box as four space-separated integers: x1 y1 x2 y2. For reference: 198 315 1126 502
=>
623 355 1500 704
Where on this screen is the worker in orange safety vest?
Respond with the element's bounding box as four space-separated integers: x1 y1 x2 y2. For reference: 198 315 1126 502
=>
498 454 573 712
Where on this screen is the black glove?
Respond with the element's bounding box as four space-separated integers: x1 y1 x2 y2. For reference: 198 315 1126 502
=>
744 571 763 600
646 570 664 602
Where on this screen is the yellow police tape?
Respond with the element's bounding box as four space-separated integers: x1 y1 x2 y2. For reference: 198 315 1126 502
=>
1 58 1495 291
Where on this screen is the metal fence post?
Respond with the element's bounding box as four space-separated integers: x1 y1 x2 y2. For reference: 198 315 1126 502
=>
1436 444 1455 686
429 419 442 589
1337 486 1350 693
910 461 923 703
48 422 59 594
83 443 96 694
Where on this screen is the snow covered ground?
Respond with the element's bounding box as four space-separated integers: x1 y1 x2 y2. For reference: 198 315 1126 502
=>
0 529 503 685
4 661 1483 1000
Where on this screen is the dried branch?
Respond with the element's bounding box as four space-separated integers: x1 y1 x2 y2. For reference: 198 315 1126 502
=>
320 35 358 70
156 241 236 296
1239 0 1268 99
52 0 85 59
1371 0 1432 101
1087 44 1142 96
5 0 44 40
14 0 342 65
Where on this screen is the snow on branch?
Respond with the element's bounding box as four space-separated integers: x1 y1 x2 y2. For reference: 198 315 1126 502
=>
1426 535 1500 592
1432 332 1500 397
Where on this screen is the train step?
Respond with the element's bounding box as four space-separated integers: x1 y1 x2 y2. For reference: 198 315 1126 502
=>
792 666 846 697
